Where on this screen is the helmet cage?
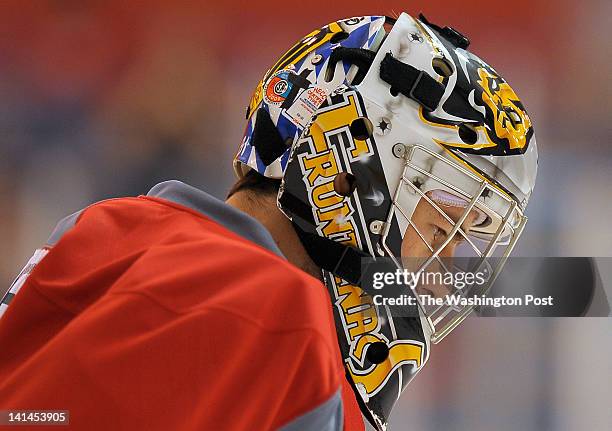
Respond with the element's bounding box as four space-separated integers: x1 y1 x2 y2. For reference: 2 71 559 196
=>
382 143 527 343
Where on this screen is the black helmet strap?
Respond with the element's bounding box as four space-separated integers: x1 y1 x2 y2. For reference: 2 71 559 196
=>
292 222 368 286
379 52 445 112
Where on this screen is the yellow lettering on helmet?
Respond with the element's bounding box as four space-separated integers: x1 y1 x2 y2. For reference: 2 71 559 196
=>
310 95 360 138
301 150 338 188
299 92 370 249
298 91 418 398
336 281 378 340
348 334 424 395
312 181 344 210
350 137 372 160
317 202 356 244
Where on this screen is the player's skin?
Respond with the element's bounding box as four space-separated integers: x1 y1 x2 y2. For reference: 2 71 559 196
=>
402 196 479 297
226 178 478 295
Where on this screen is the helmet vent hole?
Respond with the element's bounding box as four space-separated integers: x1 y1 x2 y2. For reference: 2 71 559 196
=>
366 342 389 364
350 117 374 140
334 172 357 196
432 57 454 78
458 123 478 144
330 31 350 44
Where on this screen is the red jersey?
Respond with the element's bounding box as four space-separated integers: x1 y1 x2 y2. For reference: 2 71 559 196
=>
0 181 364 430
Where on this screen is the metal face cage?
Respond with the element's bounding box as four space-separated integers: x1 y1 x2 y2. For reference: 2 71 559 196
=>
379 144 527 343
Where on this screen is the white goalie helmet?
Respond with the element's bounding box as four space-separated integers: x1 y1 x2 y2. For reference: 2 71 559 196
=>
234 12 537 430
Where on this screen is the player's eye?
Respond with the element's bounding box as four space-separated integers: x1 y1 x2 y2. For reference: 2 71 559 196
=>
433 226 447 242
433 225 465 245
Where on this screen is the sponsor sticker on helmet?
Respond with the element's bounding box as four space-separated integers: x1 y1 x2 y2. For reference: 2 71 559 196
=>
284 85 330 128
263 70 294 105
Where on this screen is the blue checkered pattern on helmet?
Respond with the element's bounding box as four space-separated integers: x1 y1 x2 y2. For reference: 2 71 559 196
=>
237 16 385 179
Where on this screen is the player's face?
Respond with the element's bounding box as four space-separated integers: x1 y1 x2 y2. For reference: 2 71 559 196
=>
401 193 480 298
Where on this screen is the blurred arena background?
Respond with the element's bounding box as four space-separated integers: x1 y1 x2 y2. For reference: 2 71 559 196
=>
0 1 610 430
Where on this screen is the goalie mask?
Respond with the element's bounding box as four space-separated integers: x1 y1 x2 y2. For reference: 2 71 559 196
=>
234 13 537 430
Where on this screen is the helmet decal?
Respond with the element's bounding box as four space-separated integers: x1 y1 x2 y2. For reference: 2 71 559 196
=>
477 67 533 153
262 69 297 106
247 21 344 118
417 23 534 156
